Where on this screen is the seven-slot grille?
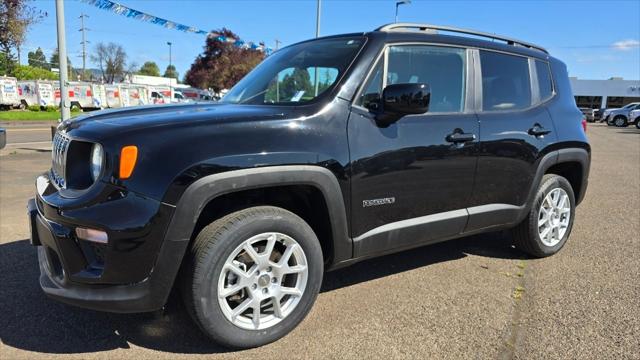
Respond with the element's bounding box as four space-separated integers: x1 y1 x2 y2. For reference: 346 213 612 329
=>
51 132 70 188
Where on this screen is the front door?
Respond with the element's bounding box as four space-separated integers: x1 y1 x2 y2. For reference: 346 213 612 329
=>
348 44 479 257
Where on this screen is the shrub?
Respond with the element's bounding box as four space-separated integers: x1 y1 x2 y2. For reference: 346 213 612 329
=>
13 65 58 81
44 105 58 112
27 105 41 112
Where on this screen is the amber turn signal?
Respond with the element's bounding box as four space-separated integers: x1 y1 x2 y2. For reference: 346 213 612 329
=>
119 145 138 179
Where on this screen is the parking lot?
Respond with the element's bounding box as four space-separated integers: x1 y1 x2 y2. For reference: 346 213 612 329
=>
0 122 638 359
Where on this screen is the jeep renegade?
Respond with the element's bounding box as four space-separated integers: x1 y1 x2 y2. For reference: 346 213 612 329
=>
28 23 590 348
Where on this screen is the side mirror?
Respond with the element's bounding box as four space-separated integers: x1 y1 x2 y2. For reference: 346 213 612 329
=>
377 83 431 126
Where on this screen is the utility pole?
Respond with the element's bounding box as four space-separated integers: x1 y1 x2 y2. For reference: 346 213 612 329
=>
79 13 89 81
275 39 281 102
314 0 321 96
56 0 70 121
315 0 321 38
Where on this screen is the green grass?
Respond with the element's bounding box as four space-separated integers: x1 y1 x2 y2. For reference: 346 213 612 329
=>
0 110 81 121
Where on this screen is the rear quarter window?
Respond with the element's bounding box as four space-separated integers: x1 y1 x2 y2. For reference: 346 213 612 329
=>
535 60 554 101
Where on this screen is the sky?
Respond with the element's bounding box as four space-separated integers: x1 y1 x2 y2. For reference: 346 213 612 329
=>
21 0 640 81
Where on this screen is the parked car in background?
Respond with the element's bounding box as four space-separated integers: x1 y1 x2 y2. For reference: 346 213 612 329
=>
629 109 640 129
173 91 191 103
29 23 590 349
150 90 168 104
579 107 596 122
602 102 640 127
0 128 6 149
0 76 19 110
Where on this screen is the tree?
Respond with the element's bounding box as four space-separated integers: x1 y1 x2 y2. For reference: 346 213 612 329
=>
0 0 46 75
49 48 74 78
91 42 127 83
163 64 178 79
184 28 264 92
27 46 47 69
280 68 313 100
138 61 160 76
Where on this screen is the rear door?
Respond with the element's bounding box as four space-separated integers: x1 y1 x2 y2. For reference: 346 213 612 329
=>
348 44 479 257
468 50 557 230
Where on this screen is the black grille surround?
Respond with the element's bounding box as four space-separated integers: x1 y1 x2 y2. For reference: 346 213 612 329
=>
51 132 70 189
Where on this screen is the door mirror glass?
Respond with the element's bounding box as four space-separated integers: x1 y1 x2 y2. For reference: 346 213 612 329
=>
377 83 430 125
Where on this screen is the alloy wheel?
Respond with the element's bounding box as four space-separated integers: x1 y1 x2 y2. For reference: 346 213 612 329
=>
217 232 308 330
537 188 571 247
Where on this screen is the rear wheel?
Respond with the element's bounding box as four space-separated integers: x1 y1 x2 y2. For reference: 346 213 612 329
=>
635 118 640 129
182 206 323 349
613 116 627 127
512 174 575 257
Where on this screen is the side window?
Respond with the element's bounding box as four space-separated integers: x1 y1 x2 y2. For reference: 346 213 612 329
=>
480 51 531 111
535 60 554 101
357 59 383 110
356 45 466 113
387 46 466 113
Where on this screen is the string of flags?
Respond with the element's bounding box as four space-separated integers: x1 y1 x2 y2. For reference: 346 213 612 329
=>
81 0 272 53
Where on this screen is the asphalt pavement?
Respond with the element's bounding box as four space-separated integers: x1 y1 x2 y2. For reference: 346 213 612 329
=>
0 123 638 359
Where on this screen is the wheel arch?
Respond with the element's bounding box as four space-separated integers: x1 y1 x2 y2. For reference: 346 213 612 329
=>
519 147 590 224
163 165 351 269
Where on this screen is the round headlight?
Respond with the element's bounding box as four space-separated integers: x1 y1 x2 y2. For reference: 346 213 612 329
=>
90 143 103 181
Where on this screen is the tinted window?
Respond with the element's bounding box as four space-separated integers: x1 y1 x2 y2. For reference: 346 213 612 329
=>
356 45 466 113
480 51 531 111
535 60 553 101
387 46 466 113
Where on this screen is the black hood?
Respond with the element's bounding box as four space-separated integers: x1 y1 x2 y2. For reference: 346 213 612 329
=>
61 103 288 140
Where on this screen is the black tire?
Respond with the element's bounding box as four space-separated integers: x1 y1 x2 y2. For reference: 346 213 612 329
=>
635 118 640 129
613 115 627 127
182 206 323 349
512 174 576 258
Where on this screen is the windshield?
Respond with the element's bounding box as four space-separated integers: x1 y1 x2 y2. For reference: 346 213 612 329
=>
222 36 364 105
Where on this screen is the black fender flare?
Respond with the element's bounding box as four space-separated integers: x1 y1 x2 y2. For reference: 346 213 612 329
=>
521 147 590 221
144 166 351 309
159 164 350 273
165 165 350 256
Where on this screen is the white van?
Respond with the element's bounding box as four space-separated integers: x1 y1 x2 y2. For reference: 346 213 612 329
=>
17 80 55 108
0 76 19 109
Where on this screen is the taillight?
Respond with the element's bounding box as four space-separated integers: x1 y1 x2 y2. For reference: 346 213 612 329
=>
581 117 587 133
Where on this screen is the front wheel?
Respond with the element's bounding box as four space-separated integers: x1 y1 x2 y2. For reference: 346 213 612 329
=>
182 206 323 349
635 118 640 129
613 116 627 127
512 174 576 257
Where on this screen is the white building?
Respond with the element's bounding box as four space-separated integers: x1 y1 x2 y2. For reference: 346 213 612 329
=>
570 77 640 110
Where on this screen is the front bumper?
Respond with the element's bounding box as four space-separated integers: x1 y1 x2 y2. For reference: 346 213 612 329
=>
29 173 185 313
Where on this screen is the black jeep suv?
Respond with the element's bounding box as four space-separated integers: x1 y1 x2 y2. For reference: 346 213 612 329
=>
28 23 589 348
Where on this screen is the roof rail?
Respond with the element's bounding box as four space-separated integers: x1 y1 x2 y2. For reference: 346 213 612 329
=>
376 23 548 54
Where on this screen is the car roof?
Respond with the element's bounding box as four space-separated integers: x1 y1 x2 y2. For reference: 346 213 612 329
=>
366 29 549 60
